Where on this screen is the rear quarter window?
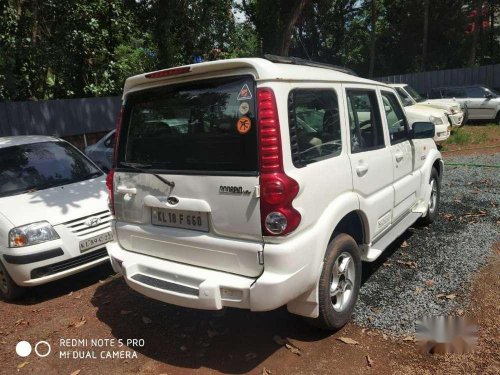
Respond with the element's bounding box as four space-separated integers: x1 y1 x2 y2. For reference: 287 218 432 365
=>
288 89 342 167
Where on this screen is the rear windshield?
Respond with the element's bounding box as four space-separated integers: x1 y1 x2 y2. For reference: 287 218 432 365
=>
0 141 102 197
120 75 258 174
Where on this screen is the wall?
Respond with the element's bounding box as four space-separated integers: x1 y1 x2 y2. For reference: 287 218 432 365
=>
377 64 500 95
0 96 121 137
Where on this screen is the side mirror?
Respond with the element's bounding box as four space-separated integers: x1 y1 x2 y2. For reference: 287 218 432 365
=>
411 122 435 139
485 93 495 100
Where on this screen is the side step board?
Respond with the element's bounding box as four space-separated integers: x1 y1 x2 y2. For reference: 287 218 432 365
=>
363 212 422 262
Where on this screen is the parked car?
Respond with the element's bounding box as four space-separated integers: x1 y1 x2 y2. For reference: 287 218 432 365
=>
429 85 500 123
106 57 443 331
390 83 465 127
389 87 451 143
0 136 112 301
85 130 115 172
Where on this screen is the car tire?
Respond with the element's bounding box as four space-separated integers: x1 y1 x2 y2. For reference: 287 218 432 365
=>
0 261 25 302
419 167 440 225
306 233 362 331
495 111 500 125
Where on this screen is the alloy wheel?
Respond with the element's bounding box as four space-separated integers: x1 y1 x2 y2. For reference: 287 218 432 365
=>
330 252 356 312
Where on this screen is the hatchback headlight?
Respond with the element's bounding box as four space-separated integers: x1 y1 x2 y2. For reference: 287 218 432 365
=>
429 115 444 125
8 221 60 248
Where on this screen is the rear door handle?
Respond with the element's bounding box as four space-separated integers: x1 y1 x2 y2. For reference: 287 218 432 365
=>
395 152 404 163
356 165 368 177
117 186 137 195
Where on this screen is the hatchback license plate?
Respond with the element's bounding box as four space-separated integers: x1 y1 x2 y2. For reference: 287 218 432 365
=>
151 208 209 232
79 232 113 253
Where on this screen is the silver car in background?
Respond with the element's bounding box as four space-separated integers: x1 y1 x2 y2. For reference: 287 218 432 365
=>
429 85 500 123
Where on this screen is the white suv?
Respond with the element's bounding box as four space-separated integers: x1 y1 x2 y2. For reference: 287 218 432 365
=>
106 57 443 330
391 83 465 127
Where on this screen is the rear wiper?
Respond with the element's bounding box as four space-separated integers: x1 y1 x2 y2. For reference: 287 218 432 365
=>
120 162 175 188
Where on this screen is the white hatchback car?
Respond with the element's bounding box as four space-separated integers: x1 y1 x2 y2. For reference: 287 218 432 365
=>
106 57 443 330
0 136 112 300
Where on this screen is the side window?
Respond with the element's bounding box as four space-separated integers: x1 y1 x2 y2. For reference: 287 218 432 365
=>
346 89 385 153
465 86 487 98
445 88 466 98
381 92 409 144
288 89 342 166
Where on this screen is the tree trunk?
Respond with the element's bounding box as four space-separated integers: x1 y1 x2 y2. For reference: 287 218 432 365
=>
368 0 377 78
468 0 482 67
421 0 429 71
279 0 310 56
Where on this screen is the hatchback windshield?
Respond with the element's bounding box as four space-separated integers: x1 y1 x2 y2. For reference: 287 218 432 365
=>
0 141 102 197
120 75 258 174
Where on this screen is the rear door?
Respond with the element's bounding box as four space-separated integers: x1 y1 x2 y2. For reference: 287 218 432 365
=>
465 86 496 119
114 75 263 277
344 85 394 240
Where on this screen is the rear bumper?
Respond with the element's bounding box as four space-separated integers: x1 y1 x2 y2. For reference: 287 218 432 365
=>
107 239 313 312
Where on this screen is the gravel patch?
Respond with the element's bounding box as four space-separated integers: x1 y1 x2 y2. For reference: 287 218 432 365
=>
354 153 499 336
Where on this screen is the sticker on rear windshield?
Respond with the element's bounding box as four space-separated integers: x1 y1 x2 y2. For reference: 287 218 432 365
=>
239 102 250 115
237 84 253 100
236 116 251 134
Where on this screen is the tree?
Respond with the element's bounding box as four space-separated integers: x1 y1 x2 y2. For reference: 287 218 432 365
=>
422 0 430 71
241 0 311 55
368 0 378 77
468 0 483 66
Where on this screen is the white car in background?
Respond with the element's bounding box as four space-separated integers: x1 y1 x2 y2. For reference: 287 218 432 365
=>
85 130 115 172
391 83 465 128
0 136 112 301
429 85 500 123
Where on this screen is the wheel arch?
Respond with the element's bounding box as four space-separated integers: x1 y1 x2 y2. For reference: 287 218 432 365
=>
329 210 369 247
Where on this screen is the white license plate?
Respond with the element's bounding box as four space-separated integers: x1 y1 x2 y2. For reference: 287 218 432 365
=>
151 208 209 232
79 232 113 253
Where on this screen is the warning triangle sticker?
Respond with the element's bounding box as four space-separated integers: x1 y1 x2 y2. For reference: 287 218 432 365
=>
237 84 253 100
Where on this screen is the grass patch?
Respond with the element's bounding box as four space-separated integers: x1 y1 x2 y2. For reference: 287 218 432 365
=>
442 124 498 150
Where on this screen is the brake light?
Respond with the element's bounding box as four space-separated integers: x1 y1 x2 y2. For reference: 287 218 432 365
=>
257 88 301 236
106 170 115 215
145 66 191 79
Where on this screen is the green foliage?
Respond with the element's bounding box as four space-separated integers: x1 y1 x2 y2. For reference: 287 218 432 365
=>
0 0 499 101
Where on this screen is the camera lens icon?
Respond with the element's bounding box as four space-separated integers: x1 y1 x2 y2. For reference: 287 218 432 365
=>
16 341 51 358
15 341 32 357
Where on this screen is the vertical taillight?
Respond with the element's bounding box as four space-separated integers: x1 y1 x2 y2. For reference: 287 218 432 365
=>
106 107 123 215
257 88 301 236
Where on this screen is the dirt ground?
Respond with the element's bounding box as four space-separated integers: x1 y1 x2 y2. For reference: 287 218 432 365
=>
0 247 498 375
0 131 498 375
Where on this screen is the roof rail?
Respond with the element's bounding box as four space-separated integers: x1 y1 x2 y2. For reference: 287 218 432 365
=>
264 54 357 76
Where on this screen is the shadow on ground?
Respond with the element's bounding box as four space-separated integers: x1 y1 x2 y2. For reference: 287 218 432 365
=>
10 263 114 305
89 231 416 374
91 277 331 374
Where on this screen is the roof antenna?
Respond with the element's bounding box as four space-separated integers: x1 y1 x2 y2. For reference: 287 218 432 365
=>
296 32 311 61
